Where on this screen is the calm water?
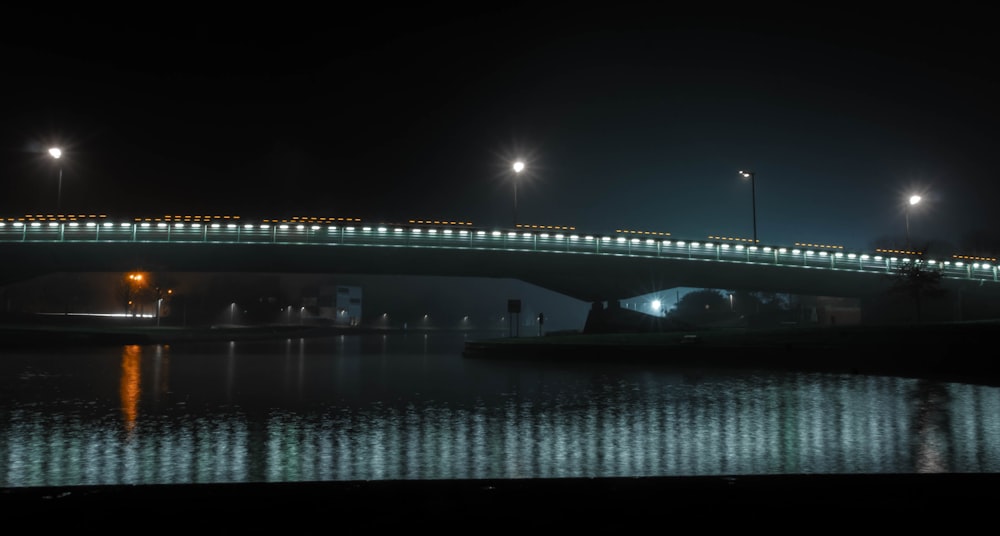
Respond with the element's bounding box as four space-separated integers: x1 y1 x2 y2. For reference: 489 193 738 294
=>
2 330 1000 488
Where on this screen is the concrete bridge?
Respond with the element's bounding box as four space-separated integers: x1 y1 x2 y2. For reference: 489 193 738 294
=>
2 215 998 325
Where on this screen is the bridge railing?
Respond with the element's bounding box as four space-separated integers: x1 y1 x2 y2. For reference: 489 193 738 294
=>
2 219 996 283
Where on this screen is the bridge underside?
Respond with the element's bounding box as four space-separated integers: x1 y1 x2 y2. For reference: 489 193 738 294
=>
3 242 993 307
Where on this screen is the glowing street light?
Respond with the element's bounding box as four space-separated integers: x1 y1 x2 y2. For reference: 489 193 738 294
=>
905 194 922 250
49 147 63 212
123 272 145 317
739 170 757 244
512 160 525 227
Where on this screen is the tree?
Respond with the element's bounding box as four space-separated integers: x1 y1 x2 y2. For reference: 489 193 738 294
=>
116 271 163 318
889 258 946 323
117 272 145 316
675 289 727 316
752 291 791 312
724 290 794 315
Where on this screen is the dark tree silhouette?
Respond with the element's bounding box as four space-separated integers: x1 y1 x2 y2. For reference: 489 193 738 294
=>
116 272 147 317
889 257 946 323
675 289 727 315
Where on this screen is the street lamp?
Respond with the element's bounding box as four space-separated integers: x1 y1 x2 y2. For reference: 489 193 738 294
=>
739 170 757 244
512 160 525 227
155 288 172 327
49 147 63 212
905 194 922 250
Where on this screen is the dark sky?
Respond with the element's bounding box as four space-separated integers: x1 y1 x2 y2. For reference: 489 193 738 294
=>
3 8 998 255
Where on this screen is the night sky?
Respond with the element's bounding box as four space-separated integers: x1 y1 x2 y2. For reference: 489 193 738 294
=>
3 8 998 256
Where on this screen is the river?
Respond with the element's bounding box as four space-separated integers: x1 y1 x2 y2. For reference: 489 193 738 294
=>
2 330 1000 524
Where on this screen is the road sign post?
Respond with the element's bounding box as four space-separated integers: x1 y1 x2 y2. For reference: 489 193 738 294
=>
508 299 521 337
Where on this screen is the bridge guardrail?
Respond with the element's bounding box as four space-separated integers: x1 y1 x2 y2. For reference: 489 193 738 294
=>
1 219 996 284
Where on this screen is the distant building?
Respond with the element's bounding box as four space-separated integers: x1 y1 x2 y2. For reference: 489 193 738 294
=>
798 295 862 326
301 284 362 326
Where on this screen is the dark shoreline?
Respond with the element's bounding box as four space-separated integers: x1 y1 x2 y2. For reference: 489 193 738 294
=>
0 323 359 347
5 473 999 526
4 318 1000 385
464 320 1000 387
0 322 501 348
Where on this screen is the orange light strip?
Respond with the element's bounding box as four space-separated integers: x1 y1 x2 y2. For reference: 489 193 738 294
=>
876 248 923 256
133 215 241 222
953 254 997 262
284 216 362 223
793 242 844 250
20 214 106 221
515 223 576 231
618 229 671 237
706 235 756 243
409 219 474 226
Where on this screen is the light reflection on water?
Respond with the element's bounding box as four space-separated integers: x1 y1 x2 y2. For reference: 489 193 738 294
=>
2 331 1000 488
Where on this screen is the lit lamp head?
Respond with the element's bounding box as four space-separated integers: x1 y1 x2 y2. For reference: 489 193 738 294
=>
511 160 526 228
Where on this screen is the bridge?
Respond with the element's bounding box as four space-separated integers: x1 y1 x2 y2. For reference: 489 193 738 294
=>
2 214 998 322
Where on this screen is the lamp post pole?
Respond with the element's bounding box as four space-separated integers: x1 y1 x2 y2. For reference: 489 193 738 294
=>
905 194 921 251
739 170 757 244
512 160 524 228
49 148 63 212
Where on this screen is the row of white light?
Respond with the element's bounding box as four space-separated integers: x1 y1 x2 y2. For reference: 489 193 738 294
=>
2 220 992 270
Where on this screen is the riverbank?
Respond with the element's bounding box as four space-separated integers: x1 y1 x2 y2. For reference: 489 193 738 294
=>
0 323 356 347
5 472 999 527
464 320 1000 386
3 318 999 386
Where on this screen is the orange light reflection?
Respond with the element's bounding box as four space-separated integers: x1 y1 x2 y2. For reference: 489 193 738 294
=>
120 345 142 434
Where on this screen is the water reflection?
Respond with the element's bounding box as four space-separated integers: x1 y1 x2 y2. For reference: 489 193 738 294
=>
119 345 141 435
2 333 1000 488
150 344 169 408
912 380 952 473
